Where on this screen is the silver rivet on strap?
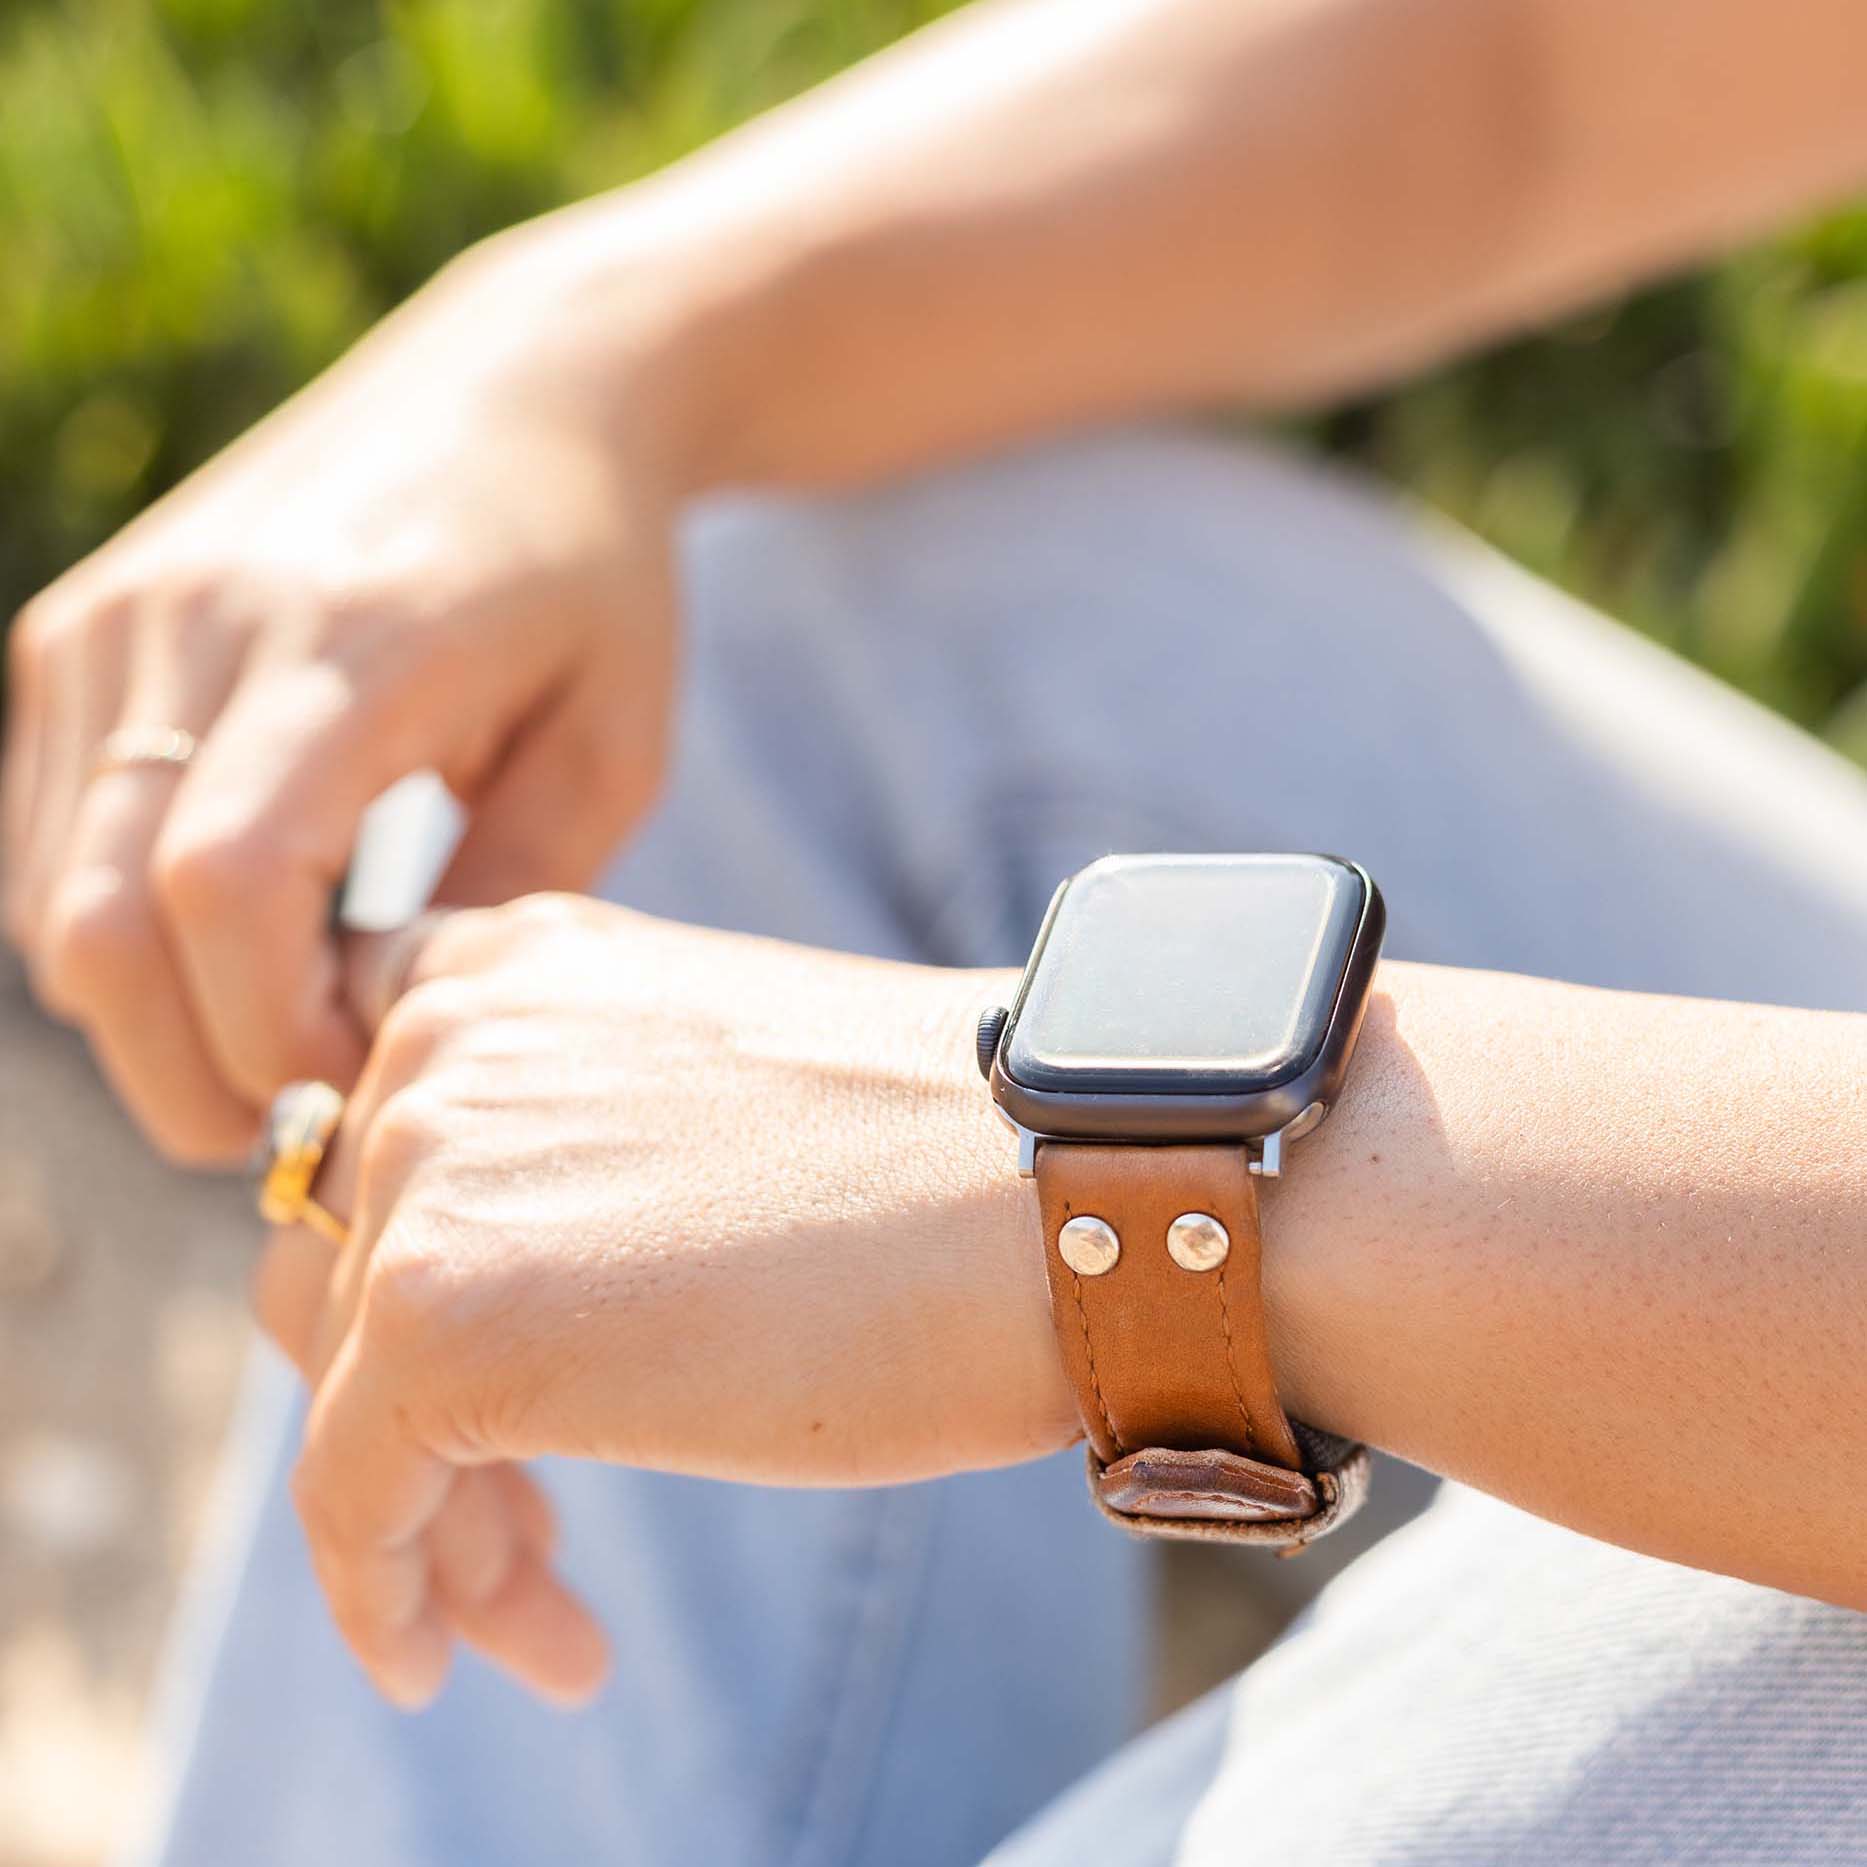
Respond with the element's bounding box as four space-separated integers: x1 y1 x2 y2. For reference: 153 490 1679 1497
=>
1166 1211 1229 1272
1058 1215 1120 1276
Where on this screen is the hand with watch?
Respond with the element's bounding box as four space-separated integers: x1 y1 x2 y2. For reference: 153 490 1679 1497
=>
251 857 1381 1705
253 854 1867 1708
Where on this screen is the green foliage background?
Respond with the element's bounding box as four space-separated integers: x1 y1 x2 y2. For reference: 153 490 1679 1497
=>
6 0 1867 758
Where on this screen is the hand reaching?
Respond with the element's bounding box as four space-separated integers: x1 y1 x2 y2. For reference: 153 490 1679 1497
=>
253 898 1074 1708
3 229 690 1161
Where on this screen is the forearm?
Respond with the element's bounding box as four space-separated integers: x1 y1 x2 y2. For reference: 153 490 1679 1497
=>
262 911 1867 1703
1257 959 1867 1606
517 0 1867 494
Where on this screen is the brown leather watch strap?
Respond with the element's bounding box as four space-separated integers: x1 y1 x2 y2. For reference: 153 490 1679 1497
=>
1035 1142 1367 1548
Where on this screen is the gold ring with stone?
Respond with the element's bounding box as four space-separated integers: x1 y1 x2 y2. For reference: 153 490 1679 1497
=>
257 1081 350 1246
94 725 199 778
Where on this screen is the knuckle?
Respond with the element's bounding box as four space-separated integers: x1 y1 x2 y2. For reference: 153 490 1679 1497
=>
510 891 587 934
371 1293 505 1464
40 871 155 1003
488 891 594 960
359 1227 533 1464
14 590 81 660
21 587 135 665
361 1228 462 1363
376 978 478 1078
151 825 264 921
358 1083 450 1193
8 597 48 677
411 905 507 978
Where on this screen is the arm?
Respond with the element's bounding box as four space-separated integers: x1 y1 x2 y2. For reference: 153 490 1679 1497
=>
1269 959 1867 1605
552 0 1867 489
263 905 1867 1708
10 0 1865 1163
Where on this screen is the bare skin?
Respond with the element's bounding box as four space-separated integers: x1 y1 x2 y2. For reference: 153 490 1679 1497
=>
256 904 1867 1709
6 0 1863 1158
6 0 1867 1708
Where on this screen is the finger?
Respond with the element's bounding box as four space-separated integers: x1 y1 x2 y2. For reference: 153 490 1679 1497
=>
38 630 255 1161
261 1155 604 1708
2 602 49 940
256 984 482 1403
253 1221 341 1375
440 669 663 910
341 911 462 1039
428 1464 608 1708
12 608 125 1003
62 884 257 1161
447 1544 609 1709
500 1459 561 1561
289 1177 605 1710
253 1077 373 1380
151 654 423 1106
293 1328 456 1710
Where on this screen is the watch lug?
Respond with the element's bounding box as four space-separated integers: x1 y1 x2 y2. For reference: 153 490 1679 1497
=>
1249 1100 1327 1179
1009 1100 1328 1181
995 1105 1040 1176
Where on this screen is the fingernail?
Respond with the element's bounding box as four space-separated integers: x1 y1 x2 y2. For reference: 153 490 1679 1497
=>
539 1673 606 1714
378 1647 449 1713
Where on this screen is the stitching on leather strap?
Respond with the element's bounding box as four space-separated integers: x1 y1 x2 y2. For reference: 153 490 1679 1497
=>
1134 1488 1275 1511
1214 1270 1260 1455
1069 1270 1123 1456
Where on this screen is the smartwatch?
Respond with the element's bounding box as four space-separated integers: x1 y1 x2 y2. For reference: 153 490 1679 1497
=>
977 853 1384 1546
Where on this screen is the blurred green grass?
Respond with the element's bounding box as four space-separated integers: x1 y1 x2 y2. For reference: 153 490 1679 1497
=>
5 0 1867 759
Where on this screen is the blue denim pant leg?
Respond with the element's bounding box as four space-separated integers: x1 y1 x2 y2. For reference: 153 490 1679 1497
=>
136 1353 1138 1867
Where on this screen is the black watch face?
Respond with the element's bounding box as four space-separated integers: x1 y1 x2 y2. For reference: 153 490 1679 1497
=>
1001 853 1372 1100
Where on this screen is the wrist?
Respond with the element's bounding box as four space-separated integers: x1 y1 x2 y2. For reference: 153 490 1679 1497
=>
452 174 800 506
1256 959 1427 1448
980 854 1389 1543
926 967 1084 1466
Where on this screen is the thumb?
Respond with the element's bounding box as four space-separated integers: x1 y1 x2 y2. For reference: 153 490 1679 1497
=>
437 676 664 911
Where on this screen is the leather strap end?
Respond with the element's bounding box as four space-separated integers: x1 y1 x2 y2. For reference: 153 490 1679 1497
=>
1088 1442 1372 1551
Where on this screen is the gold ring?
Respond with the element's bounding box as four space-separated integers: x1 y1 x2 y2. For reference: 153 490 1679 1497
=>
94 725 198 778
257 1081 351 1246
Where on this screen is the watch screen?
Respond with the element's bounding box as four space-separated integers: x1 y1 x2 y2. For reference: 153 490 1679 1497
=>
1003 854 1367 1094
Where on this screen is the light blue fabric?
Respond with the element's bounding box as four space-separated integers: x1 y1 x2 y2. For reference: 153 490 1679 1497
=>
133 428 1867 1866
136 1359 1138 1866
